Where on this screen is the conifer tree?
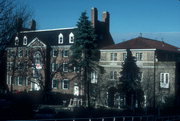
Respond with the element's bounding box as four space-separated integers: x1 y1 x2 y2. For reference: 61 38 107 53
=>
70 12 97 107
119 49 144 109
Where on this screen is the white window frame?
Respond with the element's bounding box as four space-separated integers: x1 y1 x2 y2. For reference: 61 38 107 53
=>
52 79 58 89
110 71 117 80
136 53 143 61
62 79 69 90
18 49 23 57
25 77 28 86
15 36 19 45
63 63 68 72
122 53 127 61
91 70 98 83
110 53 117 61
58 33 63 44
23 36 27 45
53 49 58 57
63 50 69 57
69 32 74 43
160 73 169 88
7 75 11 85
18 76 23 86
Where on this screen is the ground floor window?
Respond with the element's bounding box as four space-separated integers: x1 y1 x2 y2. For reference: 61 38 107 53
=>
61 79 69 90
160 73 169 88
52 79 59 89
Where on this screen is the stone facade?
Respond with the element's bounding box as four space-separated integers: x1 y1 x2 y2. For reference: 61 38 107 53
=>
98 42 180 108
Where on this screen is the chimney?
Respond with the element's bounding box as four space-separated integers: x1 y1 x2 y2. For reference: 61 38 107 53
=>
91 7 98 28
16 18 23 32
102 11 110 32
29 19 36 30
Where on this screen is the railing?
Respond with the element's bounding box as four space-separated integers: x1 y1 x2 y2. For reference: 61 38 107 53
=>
9 115 180 121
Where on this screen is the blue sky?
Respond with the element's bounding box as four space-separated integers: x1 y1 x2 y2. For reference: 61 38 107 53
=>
18 0 180 47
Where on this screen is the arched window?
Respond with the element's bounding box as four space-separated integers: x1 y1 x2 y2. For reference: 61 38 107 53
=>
58 33 63 44
15 36 19 45
23 36 27 45
33 51 41 64
69 32 74 43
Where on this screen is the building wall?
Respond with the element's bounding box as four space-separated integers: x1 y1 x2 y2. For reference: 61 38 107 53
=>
98 49 178 107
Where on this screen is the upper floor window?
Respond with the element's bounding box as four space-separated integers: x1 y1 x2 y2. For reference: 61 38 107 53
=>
58 33 63 44
91 70 98 83
53 49 58 57
63 63 68 72
110 71 117 80
110 53 117 61
69 32 74 43
15 37 19 45
18 49 23 57
61 79 69 90
23 36 27 45
52 79 58 89
160 73 169 88
34 51 41 65
123 53 127 61
136 53 143 61
63 50 69 57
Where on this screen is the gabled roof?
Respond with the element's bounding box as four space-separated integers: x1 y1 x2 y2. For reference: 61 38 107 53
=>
102 37 180 52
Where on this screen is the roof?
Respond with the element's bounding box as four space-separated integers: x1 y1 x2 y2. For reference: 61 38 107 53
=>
10 27 77 47
102 37 180 52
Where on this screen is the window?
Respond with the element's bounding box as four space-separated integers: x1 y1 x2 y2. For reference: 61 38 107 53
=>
63 50 69 57
52 63 59 72
15 77 19 85
136 53 143 61
25 50 28 57
58 33 63 44
69 32 74 43
139 72 143 82
63 63 68 72
74 67 80 73
53 49 58 57
7 62 13 71
23 36 27 45
18 76 23 86
15 37 19 45
110 53 117 61
7 75 11 85
123 53 127 61
110 71 117 80
34 51 41 64
160 73 169 88
18 49 23 57
91 70 98 83
52 80 58 89
61 79 69 89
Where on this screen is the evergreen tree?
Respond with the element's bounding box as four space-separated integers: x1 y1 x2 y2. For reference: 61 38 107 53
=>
70 12 97 107
118 49 144 109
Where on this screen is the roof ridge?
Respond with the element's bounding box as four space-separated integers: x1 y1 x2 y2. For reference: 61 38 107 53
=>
20 27 77 33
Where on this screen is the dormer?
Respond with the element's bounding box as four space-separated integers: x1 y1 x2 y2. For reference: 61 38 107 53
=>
15 36 19 46
58 33 63 44
69 32 74 43
23 36 27 45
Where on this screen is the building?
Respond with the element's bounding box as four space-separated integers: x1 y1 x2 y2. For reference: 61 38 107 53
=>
99 37 180 108
6 8 114 96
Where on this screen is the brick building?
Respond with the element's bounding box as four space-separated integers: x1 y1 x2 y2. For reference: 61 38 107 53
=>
6 8 114 96
98 37 180 108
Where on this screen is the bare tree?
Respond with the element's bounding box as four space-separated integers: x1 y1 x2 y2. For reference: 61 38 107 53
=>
0 0 33 92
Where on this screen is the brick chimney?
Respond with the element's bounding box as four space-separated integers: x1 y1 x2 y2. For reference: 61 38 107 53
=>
102 11 110 32
16 18 23 32
29 19 36 30
91 7 98 28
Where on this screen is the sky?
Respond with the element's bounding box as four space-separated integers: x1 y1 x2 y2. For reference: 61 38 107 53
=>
17 0 180 47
